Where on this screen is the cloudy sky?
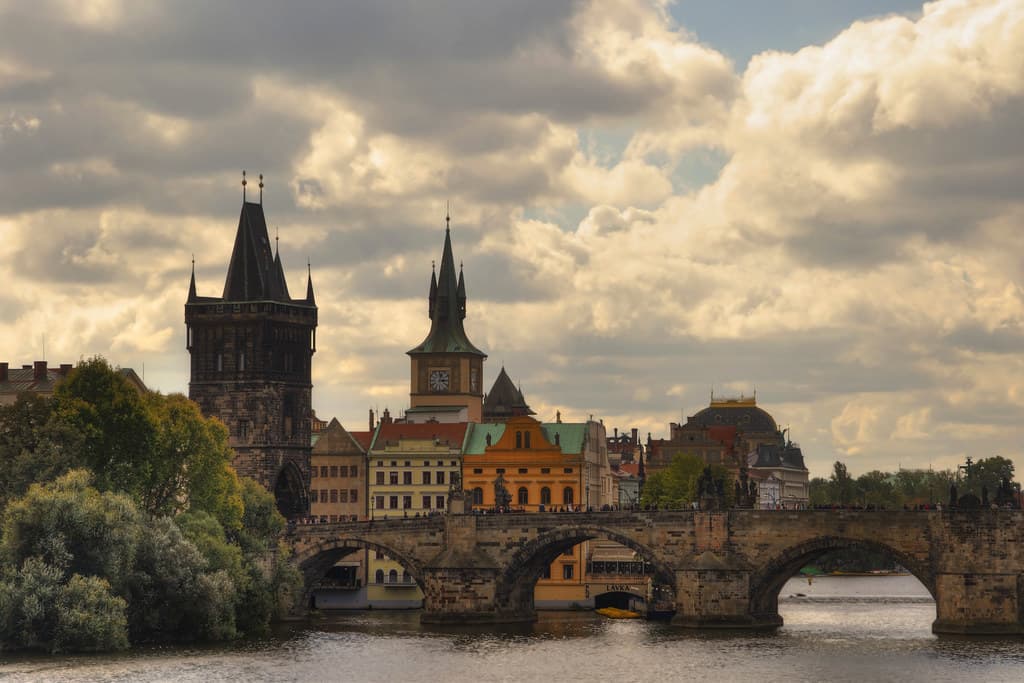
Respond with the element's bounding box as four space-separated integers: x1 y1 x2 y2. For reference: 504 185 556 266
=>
2 0 1022 478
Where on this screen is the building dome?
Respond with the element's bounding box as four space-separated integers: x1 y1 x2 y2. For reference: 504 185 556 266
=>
688 397 778 433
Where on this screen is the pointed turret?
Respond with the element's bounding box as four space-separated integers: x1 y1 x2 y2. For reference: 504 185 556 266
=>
457 264 467 320
428 262 437 318
188 259 197 302
305 261 316 306
408 223 485 356
272 250 291 301
483 366 534 422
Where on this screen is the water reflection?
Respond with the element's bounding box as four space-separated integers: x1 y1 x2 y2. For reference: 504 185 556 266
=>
3 577 1024 683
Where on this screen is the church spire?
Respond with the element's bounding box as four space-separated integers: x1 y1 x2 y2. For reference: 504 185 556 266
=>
428 260 437 318
457 262 467 320
407 215 485 357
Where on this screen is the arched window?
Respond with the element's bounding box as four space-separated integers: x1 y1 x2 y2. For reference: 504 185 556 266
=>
563 487 574 505
402 570 411 584
524 432 531 448
518 487 529 505
388 569 398 584
472 487 484 505
515 431 522 448
541 487 551 505
375 569 384 584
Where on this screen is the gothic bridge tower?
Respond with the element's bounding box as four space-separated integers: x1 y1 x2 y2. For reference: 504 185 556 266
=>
185 177 317 516
407 217 487 422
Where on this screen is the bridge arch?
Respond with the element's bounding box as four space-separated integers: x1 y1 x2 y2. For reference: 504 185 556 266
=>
747 535 936 619
294 536 427 607
494 524 675 617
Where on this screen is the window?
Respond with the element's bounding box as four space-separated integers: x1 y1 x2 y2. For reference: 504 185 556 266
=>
541 566 551 579
311 467 318 479
320 489 327 502
541 468 550 474
563 487 574 505
310 490 318 503
473 468 483 475
436 495 445 510
562 564 574 580
403 495 412 509
404 461 411 467
541 487 551 505
375 495 384 510
422 471 431 485
564 468 573 474
515 431 522 448
330 514 338 523
524 432 531 448
340 490 348 503
330 466 338 478
238 352 245 372
339 465 348 477
350 465 358 477
450 461 457 467
437 471 445 485
518 468 528 474
402 570 412 584
518 487 529 506
391 461 397 467
403 472 412 485
390 472 399 485
422 495 432 509
472 488 484 505
389 495 398 509
496 468 505 474
375 569 384 584
321 466 328 478
238 421 248 440
350 489 358 503
216 353 223 372
330 490 339 503
376 472 385 485
388 569 398 584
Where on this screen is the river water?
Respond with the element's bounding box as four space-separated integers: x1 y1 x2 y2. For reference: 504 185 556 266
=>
3 576 1023 682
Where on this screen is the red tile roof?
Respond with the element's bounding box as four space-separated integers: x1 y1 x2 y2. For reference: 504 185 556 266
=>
371 422 468 449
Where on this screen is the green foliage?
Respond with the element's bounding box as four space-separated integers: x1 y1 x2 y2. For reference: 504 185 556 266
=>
640 454 735 508
0 394 82 510
54 357 157 498
53 575 129 653
142 393 243 530
963 456 1016 498
237 477 286 555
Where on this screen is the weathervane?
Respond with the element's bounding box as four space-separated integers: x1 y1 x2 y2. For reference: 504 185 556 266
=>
259 173 264 205
241 169 247 200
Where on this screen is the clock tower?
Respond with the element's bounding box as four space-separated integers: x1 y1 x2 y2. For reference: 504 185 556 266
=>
407 216 486 422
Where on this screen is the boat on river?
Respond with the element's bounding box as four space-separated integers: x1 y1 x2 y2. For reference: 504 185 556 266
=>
596 607 641 619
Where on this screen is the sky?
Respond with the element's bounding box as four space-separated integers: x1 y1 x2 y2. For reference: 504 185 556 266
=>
1 0 1023 479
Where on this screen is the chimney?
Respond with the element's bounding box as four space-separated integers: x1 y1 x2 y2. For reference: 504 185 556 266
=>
369 408 375 432
631 428 638 445
614 427 618 440
59 363 73 377
33 360 48 382
0 362 7 382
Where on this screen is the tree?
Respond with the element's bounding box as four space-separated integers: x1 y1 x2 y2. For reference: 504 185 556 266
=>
53 357 156 498
827 461 857 505
142 393 243 530
640 454 735 508
963 456 1017 499
0 394 82 510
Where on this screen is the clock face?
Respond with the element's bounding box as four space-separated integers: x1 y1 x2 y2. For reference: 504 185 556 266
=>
429 369 450 392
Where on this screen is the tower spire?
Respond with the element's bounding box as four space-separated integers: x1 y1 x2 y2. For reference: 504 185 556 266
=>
242 169 247 201
188 253 197 301
259 173 264 205
306 258 316 305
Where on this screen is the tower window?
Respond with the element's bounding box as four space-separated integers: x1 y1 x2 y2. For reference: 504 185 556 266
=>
524 432 531 448
216 353 223 372
238 352 246 372
515 432 522 448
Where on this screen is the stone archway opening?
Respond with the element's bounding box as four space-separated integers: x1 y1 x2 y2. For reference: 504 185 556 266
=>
297 540 425 612
593 590 646 612
495 527 676 620
274 462 307 517
749 537 936 628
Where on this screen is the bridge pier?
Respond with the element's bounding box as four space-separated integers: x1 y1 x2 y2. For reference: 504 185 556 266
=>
419 567 535 624
932 572 1024 635
671 562 782 630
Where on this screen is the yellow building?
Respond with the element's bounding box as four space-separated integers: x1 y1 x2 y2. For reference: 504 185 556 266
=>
462 415 613 608
365 421 469 608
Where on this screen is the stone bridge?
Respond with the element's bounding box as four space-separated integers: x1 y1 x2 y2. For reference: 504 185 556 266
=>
287 510 1024 635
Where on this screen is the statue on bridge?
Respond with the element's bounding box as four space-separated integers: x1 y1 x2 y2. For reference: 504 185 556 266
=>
697 466 726 511
493 472 512 511
734 467 758 509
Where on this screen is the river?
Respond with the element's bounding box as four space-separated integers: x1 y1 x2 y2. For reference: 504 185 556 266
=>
3 576 1023 682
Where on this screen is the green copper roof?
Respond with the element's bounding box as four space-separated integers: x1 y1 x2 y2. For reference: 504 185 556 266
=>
463 423 507 454
463 422 588 455
408 226 486 357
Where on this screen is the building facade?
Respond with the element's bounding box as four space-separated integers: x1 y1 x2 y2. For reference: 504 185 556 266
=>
185 196 317 516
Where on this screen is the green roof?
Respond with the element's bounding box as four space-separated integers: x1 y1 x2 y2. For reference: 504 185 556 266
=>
463 422 588 455
463 423 506 454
